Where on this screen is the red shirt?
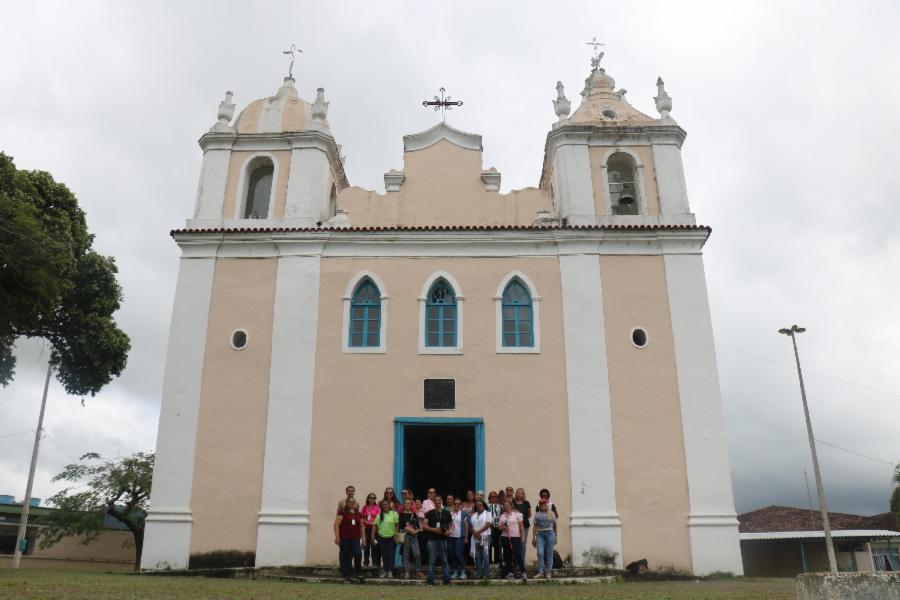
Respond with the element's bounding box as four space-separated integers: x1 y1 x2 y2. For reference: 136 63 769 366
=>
338 511 363 540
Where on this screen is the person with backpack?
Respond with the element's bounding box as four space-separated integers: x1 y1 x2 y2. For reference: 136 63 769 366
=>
531 498 557 579
373 499 399 578
333 497 365 583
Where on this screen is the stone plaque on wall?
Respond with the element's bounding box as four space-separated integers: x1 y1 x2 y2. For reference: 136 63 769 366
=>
424 379 455 410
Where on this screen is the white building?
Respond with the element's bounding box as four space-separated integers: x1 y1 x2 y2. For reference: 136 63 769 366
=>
141 52 743 574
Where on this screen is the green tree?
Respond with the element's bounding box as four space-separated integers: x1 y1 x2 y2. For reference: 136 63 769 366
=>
0 152 129 396
39 452 154 570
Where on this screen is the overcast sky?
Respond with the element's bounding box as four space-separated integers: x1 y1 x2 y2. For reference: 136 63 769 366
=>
1 1 898 518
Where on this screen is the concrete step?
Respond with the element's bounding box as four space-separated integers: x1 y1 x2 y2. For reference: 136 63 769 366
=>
263 565 616 579
258 572 616 586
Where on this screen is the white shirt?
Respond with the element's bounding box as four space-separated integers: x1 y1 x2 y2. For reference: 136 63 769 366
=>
450 510 463 538
469 511 492 545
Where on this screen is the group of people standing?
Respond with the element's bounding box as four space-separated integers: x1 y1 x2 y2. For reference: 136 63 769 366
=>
333 484 559 585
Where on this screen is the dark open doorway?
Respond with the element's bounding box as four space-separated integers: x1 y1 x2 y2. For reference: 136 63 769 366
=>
404 425 475 501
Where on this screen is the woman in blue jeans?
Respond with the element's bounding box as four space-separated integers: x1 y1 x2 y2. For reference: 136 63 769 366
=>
531 499 557 578
448 498 468 579
333 498 365 583
469 499 492 579
373 499 399 578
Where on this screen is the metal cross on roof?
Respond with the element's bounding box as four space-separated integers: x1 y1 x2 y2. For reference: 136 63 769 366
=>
422 87 463 123
282 43 302 79
585 36 605 70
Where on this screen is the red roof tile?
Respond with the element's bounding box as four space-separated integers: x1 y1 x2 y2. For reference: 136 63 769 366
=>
738 505 898 533
170 224 712 237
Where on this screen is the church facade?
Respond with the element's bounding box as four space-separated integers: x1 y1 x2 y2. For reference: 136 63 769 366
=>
141 54 744 574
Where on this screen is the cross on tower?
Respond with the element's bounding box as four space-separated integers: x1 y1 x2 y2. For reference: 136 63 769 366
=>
585 36 605 70
422 87 463 123
282 43 302 79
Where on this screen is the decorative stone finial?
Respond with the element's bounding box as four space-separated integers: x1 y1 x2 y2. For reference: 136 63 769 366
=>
209 90 236 132
614 89 627 100
311 87 329 122
217 91 235 124
553 81 571 122
276 76 299 99
654 77 673 119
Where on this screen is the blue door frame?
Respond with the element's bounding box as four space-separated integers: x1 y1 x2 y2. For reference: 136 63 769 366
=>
393 417 485 494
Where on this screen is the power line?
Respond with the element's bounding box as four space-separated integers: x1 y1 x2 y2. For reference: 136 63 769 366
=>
0 429 34 440
716 342 900 399
814 438 896 467
43 430 77 463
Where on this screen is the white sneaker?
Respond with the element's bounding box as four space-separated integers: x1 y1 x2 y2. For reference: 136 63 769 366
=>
504 573 514 580
459 572 467 580
546 572 552 579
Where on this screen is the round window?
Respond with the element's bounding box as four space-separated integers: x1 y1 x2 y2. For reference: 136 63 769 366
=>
631 328 648 348
231 329 248 350
602 108 618 120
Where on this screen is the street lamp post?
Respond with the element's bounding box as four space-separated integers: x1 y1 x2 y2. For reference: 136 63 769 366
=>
779 324 838 574
11 362 52 570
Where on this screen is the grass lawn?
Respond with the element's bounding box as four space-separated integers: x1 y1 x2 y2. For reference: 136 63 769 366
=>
0 570 796 599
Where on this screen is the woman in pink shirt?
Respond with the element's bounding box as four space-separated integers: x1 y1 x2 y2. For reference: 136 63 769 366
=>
361 492 381 568
498 500 527 582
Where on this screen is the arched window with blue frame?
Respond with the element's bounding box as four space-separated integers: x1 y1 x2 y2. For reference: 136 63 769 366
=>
349 278 381 347
502 278 533 347
425 279 457 347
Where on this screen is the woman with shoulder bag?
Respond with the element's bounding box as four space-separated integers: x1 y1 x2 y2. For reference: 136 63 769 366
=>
399 498 422 578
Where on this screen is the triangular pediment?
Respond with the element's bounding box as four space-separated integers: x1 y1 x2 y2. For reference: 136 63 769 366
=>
402 122 483 152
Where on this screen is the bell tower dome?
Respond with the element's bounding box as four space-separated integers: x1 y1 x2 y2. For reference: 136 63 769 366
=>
540 53 694 227
190 76 348 229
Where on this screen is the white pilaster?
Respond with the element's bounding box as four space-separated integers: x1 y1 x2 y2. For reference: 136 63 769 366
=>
559 254 622 567
255 255 321 567
552 143 596 226
664 253 743 575
141 256 216 570
284 147 333 225
651 143 691 216
194 142 233 220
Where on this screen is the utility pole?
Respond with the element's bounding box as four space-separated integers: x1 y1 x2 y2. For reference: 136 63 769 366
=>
779 324 837 573
11 362 52 570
